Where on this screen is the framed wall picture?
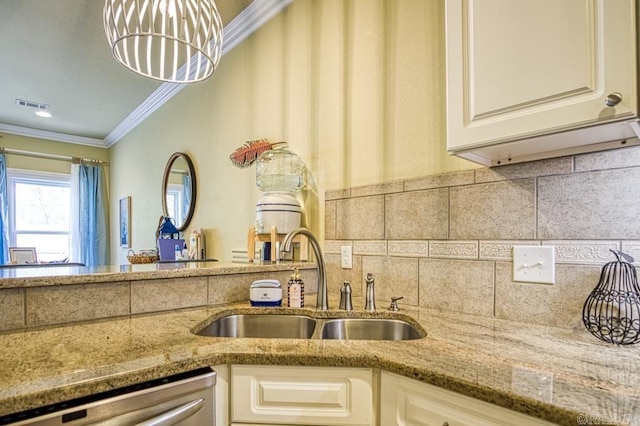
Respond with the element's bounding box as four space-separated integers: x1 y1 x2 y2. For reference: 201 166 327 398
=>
119 196 131 248
9 247 37 264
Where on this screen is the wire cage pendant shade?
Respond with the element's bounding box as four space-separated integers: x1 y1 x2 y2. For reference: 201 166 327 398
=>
104 0 223 83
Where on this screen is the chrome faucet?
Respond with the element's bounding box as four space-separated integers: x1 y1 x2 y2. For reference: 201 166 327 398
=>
280 228 328 310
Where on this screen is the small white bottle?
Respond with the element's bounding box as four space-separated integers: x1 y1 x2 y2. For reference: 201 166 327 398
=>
174 244 182 261
181 242 189 260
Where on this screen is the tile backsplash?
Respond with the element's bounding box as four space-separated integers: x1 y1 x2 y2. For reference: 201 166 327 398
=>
324 145 640 330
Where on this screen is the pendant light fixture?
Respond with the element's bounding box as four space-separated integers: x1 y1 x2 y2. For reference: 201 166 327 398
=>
103 0 223 83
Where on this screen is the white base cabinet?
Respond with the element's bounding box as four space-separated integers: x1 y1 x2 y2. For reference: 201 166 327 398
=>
380 372 555 426
213 364 229 426
231 365 375 426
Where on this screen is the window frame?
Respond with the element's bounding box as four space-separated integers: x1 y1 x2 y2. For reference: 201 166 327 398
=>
7 168 71 258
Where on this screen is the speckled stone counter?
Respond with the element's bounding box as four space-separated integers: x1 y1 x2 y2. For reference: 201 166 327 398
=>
0 261 314 289
0 300 639 425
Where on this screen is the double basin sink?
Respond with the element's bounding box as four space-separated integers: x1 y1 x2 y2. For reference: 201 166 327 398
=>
194 313 426 341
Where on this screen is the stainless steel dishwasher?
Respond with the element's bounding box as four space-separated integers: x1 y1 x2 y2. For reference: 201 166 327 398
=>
0 368 216 426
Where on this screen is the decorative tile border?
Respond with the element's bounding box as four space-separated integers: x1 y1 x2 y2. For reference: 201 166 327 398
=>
353 241 387 256
543 241 619 264
324 240 351 254
429 241 478 259
388 241 428 257
479 241 539 261
621 242 640 264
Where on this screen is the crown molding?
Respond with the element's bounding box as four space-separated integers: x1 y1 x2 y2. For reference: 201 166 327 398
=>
104 0 293 147
0 123 106 148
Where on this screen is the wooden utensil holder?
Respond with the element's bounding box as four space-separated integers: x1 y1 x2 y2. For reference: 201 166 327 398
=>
247 227 308 263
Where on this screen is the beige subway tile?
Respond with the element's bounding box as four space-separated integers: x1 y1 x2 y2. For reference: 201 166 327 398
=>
336 196 385 240
495 262 600 329
429 240 478 259
404 170 475 191
450 179 536 239
207 271 318 306
385 189 448 240
26 283 129 327
353 240 387 256
325 200 337 240
362 256 419 306
208 273 262 305
388 241 428 257
0 289 24 331
419 259 494 316
326 253 363 298
350 181 403 197
479 240 540 261
543 241 620 265
326 188 350 200
297 269 318 295
538 168 640 239
475 157 572 183
132 277 207 314
575 145 640 172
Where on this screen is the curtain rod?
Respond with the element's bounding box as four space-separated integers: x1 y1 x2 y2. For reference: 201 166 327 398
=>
0 147 109 166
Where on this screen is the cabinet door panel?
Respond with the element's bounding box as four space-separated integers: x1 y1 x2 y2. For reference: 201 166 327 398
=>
446 0 637 151
232 365 374 426
380 372 555 426
471 0 590 117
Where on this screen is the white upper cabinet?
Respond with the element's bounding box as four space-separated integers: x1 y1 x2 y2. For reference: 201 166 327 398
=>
446 0 639 166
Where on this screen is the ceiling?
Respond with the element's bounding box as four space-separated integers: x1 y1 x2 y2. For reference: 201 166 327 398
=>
0 0 254 147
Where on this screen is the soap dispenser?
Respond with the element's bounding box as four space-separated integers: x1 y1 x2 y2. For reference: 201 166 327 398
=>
287 267 305 308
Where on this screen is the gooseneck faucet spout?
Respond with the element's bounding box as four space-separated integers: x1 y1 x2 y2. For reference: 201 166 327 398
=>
280 228 328 310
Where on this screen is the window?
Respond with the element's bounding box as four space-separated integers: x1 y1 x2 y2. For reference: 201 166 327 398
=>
7 169 71 262
166 183 185 227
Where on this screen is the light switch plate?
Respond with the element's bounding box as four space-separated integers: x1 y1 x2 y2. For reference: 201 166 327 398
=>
513 246 555 284
341 245 353 269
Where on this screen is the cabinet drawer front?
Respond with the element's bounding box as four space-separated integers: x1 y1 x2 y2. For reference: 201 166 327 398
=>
232 365 374 425
380 372 555 426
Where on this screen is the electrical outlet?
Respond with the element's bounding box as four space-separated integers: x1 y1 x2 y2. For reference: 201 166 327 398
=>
341 245 353 269
513 246 555 284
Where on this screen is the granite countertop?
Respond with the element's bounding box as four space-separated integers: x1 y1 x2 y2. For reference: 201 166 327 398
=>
0 299 638 426
0 261 315 289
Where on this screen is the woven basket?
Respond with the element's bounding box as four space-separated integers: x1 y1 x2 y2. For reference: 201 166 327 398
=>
127 250 159 264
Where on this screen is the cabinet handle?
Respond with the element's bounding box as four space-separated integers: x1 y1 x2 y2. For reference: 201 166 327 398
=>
605 92 623 107
443 422 449 426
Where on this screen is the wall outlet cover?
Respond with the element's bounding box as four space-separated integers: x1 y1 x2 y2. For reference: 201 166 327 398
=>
341 245 353 269
513 246 555 284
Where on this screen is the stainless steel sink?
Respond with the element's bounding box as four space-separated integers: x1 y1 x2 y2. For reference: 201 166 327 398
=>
320 318 423 341
196 314 316 339
195 313 425 340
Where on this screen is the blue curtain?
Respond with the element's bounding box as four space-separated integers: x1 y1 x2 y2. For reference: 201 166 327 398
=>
77 164 108 267
0 155 9 264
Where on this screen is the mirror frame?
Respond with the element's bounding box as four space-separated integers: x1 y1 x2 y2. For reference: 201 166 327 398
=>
161 152 197 232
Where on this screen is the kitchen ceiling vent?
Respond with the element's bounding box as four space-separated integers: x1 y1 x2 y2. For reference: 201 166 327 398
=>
15 99 49 112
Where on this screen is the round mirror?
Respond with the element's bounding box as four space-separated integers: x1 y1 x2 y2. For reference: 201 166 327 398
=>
161 152 197 232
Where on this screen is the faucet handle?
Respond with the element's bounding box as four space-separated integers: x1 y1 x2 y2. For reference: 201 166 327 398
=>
339 281 353 311
389 296 404 312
